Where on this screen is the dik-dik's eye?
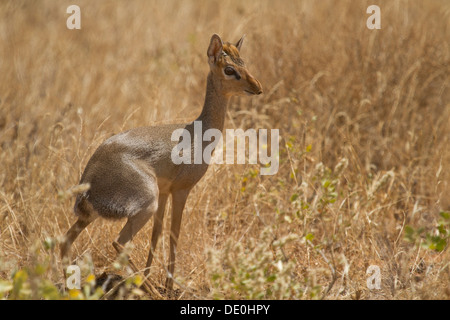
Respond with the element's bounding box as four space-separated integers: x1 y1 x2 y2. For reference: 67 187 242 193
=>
224 66 241 80
224 66 236 76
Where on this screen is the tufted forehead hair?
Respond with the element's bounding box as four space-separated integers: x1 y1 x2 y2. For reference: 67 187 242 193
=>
222 42 245 66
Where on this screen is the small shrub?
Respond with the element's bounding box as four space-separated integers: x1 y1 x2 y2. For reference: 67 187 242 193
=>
207 227 301 299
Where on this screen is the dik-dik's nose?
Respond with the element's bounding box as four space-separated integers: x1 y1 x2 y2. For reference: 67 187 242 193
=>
253 79 263 95
248 75 263 95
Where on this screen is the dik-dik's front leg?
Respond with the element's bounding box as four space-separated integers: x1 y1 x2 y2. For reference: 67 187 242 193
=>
144 193 169 276
165 189 190 290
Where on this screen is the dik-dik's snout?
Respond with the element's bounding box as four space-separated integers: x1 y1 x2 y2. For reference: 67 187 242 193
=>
245 73 263 96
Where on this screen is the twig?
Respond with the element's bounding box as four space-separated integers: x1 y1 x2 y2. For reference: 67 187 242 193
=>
306 239 337 299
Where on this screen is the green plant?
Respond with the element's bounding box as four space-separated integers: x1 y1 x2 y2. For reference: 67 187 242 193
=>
404 211 449 252
207 227 301 299
0 238 144 300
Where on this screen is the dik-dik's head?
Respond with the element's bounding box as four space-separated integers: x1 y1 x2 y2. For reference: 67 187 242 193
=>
207 34 263 97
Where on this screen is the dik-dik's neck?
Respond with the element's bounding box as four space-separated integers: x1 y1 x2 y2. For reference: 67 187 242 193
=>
195 72 230 133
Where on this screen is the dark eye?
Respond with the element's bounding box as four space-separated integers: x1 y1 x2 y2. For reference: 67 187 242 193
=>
224 66 235 76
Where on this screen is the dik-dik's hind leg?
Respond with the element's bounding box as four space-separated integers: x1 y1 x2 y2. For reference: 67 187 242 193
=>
116 170 159 246
113 205 156 278
113 197 164 298
116 200 158 246
60 215 97 261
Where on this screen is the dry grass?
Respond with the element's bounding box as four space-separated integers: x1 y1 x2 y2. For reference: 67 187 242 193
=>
0 0 449 299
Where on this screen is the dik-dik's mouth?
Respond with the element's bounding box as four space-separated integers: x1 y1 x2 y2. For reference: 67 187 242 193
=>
244 89 263 96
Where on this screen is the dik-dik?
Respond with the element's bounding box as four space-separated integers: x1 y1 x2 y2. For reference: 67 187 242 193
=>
60 34 263 290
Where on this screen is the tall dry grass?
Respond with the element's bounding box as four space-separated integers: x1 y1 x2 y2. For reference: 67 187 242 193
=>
0 0 449 299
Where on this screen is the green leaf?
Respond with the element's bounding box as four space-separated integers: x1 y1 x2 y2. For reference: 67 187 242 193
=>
437 224 447 236
322 179 329 188
286 141 293 150
404 225 415 242
40 281 61 300
434 238 447 252
34 263 47 276
439 211 450 220
301 201 310 210
290 193 299 202
305 233 314 241
266 275 276 283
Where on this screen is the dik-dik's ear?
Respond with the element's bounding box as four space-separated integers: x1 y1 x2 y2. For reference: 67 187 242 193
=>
207 34 223 64
235 34 245 51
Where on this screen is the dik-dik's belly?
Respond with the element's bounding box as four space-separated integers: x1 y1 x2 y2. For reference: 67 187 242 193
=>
170 162 210 191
